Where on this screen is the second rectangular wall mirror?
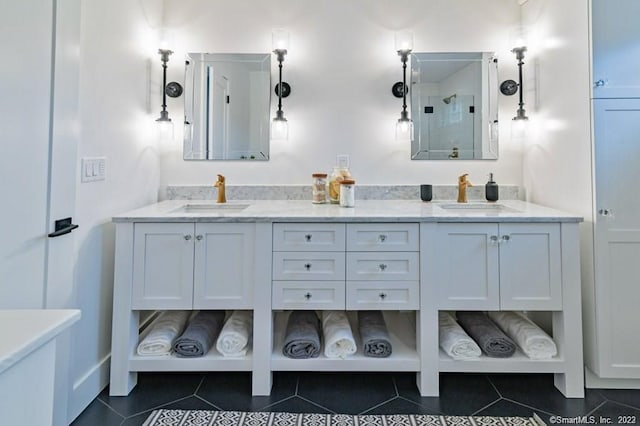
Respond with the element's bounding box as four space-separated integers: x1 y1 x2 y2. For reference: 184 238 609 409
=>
410 52 499 160
183 53 271 161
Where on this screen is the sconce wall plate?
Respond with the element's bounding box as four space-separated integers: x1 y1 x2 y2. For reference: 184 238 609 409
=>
275 82 291 98
500 79 518 96
165 81 183 98
392 82 408 98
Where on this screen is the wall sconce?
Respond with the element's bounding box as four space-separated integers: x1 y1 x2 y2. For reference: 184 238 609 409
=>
392 32 413 141
156 49 183 137
271 30 291 140
500 46 528 121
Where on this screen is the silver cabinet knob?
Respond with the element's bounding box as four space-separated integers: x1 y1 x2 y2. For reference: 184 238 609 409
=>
304 263 312 271
501 235 511 243
379 292 387 300
184 235 192 241
594 79 606 87
378 234 387 242
489 235 499 244
378 264 388 271
305 234 312 242
304 292 312 300
598 208 613 217
195 235 203 241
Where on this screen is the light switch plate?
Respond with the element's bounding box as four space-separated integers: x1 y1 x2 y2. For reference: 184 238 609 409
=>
337 154 350 169
81 157 106 182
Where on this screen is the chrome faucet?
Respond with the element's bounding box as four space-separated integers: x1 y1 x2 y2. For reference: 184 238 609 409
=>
214 174 226 203
457 173 472 203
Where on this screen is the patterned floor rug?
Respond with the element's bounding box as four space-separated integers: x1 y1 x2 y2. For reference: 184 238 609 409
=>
142 410 546 426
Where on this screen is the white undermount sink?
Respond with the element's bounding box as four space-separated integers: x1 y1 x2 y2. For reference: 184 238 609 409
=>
171 203 250 213
436 203 521 213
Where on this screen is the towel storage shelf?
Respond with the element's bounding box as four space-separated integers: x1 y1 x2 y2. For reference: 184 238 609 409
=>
271 310 420 371
111 207 583 399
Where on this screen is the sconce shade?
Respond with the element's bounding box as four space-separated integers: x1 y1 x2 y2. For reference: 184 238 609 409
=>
396 112 413 141
395 31 413 54
272 29 290 53
271 112 289 140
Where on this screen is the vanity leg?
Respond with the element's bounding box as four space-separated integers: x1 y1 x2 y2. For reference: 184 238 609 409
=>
110 223 138 396
553 224 584 398
418 223 441 396
252 223 273 396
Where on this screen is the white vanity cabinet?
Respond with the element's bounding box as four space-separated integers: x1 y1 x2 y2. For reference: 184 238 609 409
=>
111 199 584 399
109 221 260 397
435 223 562 311
422 221 584 398
132 222 255 309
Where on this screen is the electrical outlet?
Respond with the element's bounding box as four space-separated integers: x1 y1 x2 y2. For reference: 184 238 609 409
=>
81 157 106 182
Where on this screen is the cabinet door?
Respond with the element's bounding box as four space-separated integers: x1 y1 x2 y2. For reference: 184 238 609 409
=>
592 0 640 98
132 223 194 309
193 223 255 309
436 223 499 310
498 223 562 310
593 99 640 377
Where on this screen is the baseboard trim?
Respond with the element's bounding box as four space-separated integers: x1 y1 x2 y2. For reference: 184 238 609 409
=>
585 367 640 389
68 354 111 422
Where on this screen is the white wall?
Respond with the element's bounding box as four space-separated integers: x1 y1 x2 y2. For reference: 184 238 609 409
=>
519 0 594 362
69 0 161 417
158 0 523 191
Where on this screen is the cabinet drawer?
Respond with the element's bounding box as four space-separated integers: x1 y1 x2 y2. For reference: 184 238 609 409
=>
346 280 419 310
273 252 345 281
346 223 419 251
273 223 345 252
272 281 345 309
346 252 419 281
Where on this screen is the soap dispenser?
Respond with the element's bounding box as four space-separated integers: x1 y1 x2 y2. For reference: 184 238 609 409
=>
485 173 499 202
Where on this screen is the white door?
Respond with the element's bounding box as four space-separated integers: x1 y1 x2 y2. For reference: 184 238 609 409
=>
435 223 500 310
593 98 640 378
498 223 562 311
592 0 640 98
193 223 254 309
132 223 195 310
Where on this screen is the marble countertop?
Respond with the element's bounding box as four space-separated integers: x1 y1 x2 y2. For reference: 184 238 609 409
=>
113 200 582 223
0 309 81 375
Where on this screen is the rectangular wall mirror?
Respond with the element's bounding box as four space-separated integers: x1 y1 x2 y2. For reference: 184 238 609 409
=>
183 53 271 160
410 52 499 160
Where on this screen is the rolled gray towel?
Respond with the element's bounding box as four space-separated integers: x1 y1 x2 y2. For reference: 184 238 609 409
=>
173 311 225 357
456 311 516 358
282 310 321 359
358 311 392 358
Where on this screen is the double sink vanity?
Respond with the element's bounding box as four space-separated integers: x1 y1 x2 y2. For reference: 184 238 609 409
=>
110 198 585 399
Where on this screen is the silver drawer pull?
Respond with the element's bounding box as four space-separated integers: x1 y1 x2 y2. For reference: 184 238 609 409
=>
501 235 511 243
195 235 203 241
304 263 312 271
304 292 312 300
378 263 387 271
305 234 312 242
184 235 192 241
379 292 387 300
378 234 387 242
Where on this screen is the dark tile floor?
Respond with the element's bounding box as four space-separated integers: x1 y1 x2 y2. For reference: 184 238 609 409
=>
72 372 640 426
